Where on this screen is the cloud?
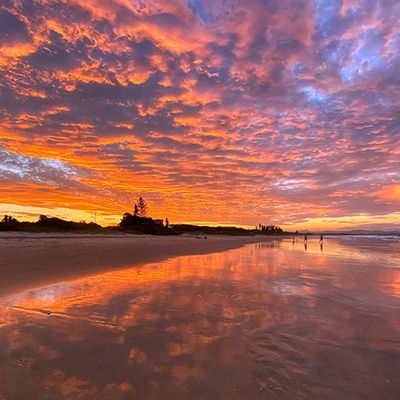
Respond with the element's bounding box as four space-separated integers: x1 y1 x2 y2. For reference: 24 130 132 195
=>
0 9 31 45
0 147 91 187
0 0 399 229
27 30 88 71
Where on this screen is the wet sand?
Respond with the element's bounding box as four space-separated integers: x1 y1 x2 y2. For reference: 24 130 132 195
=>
0 234 271 297
0 236 399 399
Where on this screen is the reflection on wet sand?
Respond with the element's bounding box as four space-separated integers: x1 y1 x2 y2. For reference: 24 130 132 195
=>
0 237 399 399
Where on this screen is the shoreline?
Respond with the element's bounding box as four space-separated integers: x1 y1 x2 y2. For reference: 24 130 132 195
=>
0 234 284 298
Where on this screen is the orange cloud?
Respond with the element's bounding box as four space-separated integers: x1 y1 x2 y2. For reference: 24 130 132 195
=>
0 1 400 231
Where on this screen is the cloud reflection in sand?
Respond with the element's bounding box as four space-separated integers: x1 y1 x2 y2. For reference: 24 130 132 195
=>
0 237 399 399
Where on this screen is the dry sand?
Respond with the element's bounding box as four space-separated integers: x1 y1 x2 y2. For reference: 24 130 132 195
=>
0 233 275 297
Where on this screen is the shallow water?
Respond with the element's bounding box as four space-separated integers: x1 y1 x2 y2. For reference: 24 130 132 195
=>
0 237 399 399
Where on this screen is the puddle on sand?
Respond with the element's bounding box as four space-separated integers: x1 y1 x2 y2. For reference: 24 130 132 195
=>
0 237 399 399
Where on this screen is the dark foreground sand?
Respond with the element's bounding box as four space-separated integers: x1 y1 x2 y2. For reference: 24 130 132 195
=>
0 234 274 297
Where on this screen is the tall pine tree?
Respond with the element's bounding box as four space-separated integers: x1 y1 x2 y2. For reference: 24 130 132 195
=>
137 197 147 217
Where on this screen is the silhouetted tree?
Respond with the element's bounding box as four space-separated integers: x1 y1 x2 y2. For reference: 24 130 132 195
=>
39 214 48 223
165 218 169 228
133 203 139 217
137 197 147 217
2 215 18 224
256 223 283 234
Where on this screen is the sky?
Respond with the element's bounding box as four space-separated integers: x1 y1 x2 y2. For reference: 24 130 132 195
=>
0 0 400 231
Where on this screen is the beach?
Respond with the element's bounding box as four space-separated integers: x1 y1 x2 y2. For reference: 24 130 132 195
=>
0 235 399 399
0 234 271 298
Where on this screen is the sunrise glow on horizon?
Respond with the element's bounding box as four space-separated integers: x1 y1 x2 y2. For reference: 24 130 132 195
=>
1 0 400 231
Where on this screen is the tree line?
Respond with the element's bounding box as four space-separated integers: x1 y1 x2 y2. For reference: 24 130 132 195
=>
256 224 283 233
1 197 286 236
